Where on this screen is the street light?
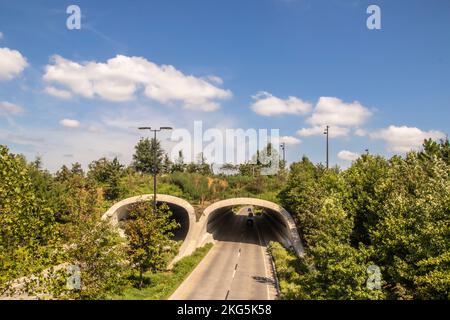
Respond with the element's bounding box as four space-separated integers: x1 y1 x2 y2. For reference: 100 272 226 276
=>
280 142 286 164
138 126 173 212
324 126 329 169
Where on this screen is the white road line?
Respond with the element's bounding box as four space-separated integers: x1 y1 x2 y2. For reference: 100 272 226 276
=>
255 221 271 300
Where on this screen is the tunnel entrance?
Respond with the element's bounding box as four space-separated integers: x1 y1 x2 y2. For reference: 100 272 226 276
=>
102 194 197 261
206 205 290 247
163 202 190 241
201 198 304 257
113 201 191 242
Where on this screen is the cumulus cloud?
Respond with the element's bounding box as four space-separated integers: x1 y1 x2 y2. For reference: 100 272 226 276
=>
45 86 73 100
43 54 232 111
297 97 372 138
280 135 302 145
0 101 24 115
338 150 359 161
370 125 446 153
297 125 349 138
0 47 28 81
59 119 80 128
307 97 372 127
250 91 312 116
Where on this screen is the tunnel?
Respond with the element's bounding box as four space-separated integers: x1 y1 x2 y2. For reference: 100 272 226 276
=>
101 194 197 263
200 198 304 257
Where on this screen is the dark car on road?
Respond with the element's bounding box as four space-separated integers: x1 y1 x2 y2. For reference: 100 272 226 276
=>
247 211 254 227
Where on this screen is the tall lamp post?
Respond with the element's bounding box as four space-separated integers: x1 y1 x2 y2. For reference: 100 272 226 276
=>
324 126 329 169
138 126 173 212
280 142 286 165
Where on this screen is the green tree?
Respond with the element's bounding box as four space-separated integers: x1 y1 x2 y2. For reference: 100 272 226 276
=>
88 157 125 200
0 146 61 295
63 215 129 299
124 201 179 288
171 150 185 173
132 138 164 174
162 154 173 174
370 152 450 299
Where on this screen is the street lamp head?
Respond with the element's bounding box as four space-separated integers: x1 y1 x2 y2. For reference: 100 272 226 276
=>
160 126 173 130
138 126 152 130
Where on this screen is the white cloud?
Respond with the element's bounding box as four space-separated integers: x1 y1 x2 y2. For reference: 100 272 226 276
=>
338 150 359 161
0 47 28 81
297 125 349 138
0 101 24 115
250 91 312 116
354 128 368 137
307 97 372 127
370 125 446 153
45 86 73 100
280 135 302 145
59 119 80 128
205 75 223 85
298 97 372 138
43 54 232 111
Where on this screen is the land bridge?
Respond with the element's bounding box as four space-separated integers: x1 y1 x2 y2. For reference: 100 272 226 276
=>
102 194 304 264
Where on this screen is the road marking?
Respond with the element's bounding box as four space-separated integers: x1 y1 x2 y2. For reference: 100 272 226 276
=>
255 222 271 300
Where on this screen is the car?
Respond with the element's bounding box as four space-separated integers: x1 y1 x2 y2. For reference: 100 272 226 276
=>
246 211 254 227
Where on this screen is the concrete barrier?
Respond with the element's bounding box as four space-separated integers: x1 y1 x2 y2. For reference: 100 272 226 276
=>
102 195 305 264
101 194 200 264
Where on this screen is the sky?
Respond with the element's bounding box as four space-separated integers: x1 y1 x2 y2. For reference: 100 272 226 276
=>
0 0 449 172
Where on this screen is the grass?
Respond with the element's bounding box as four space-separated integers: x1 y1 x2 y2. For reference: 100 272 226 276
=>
115 243 213 300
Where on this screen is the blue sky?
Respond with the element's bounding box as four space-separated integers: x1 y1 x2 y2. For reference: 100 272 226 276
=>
0 0 449 171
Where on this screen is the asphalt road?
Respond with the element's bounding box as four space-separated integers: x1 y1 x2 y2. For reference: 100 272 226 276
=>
170 207 278 300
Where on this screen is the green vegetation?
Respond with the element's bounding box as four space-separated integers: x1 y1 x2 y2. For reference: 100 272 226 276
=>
277 139 450 300
1 137 449 300
124 201 179 288
117 243 213 300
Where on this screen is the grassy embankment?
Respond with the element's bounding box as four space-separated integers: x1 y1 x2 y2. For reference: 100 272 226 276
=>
117 243 213 300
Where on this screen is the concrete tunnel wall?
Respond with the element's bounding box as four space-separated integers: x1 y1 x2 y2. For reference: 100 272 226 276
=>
102 195 305 264
200 198 305 257
101 194 200 264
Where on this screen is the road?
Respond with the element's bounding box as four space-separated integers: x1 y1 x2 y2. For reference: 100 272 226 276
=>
170 207 278 300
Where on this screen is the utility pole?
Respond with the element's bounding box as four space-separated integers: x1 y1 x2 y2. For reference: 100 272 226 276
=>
138 126 173 212
280 142 286 168
324 125 329 169
280 142 286 164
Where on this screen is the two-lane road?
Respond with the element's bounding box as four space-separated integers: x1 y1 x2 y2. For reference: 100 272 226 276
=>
170 207 278 300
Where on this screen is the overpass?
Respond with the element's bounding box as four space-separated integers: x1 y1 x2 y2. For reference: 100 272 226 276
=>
102 194 304 264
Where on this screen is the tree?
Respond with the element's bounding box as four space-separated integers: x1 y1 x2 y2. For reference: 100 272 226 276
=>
70 162 84 177
88 157 125 200
123 201 179 288
0 146 61 295
63 215 129 299
132 138 164 174
370 152 450 299
162 154 173 174
171 150 185 173
341 154 389 245
55 165 71 182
